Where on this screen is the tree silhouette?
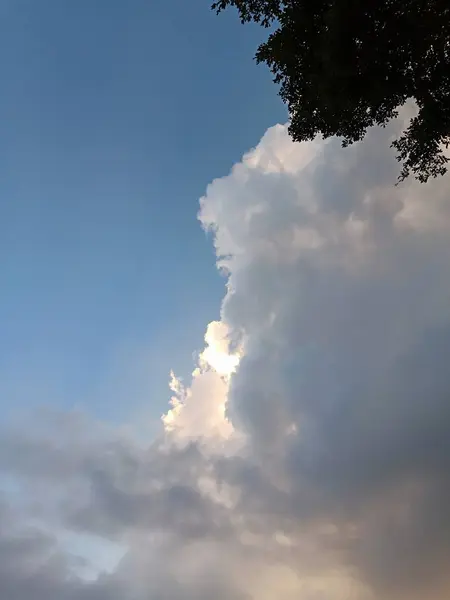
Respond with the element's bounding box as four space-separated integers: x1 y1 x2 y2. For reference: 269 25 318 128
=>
213 0 450 182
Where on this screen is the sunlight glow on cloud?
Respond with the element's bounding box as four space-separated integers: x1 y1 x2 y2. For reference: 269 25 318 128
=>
198 321 241 378
162 321 240 447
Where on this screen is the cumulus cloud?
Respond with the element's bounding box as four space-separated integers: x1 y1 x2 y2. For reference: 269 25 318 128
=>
199 108 450 599
2 108 450 599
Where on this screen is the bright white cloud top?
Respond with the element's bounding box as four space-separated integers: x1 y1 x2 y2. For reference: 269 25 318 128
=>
2 109 450 600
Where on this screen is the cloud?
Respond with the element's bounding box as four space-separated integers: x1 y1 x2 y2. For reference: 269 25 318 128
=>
199 107 450 598
2 108 450 599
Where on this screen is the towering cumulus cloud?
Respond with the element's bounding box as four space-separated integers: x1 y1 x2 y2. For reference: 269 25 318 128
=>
2 108 450 599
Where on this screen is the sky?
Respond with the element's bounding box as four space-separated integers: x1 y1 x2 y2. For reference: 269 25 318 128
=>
0 0 285 423
2 3 450 600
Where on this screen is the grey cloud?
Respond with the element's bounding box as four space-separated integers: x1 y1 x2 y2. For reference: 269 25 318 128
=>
0 499 123 600
0 415 242 600
0 412 225 539
72 471 231 540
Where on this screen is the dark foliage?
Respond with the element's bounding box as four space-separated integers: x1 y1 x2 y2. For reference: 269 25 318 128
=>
213 0 450 182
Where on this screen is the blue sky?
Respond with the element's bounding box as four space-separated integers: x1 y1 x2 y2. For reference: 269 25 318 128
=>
0 0 286 424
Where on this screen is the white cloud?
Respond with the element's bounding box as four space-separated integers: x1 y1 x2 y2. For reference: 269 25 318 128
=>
162 321 240 449
2 109 450 599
